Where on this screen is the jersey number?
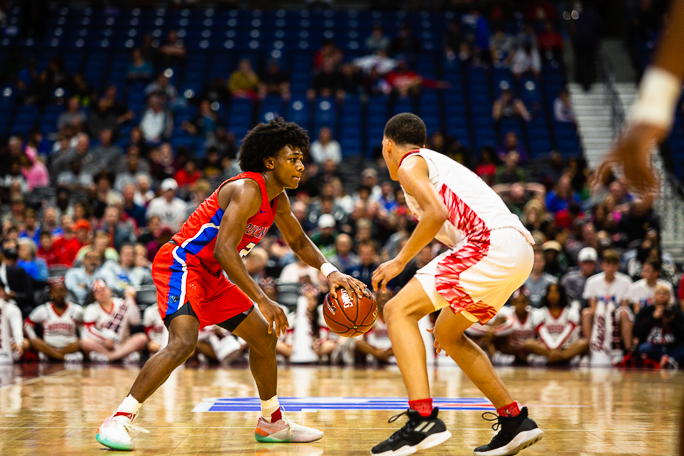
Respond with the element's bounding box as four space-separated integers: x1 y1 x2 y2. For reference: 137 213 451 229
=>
239 242 256 258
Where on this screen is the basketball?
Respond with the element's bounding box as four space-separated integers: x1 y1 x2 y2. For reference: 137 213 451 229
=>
323 288 377 337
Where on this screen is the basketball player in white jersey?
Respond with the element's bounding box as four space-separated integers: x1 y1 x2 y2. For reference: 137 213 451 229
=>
490 287 543 363
371 113 543 456
81 280 148 363
0 280 26 365
24 278 84 362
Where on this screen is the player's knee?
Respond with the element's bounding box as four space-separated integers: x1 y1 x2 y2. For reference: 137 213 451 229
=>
167 336 197 361
251 331 277 355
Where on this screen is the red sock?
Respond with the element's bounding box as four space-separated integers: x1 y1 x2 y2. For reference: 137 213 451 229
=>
270 407 282 422
497 401 521 417
408 398 433 417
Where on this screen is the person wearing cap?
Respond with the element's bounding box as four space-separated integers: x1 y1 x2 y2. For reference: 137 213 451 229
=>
560 247 598 309
541 240 566 278
0 280 27 364
65 250 102 306
524 249 558 308
146 178 186 232
81 280 147 364
0 240 35 316
310 214 338 258
24 278 84 363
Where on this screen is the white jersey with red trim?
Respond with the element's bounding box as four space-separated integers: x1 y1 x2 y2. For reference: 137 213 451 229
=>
0 299 24 364
365 317 391 350
143 305 168 348
83 298 140 346
535 306 580 350
496 305 541 345
401 149 533 248
25 302 83 348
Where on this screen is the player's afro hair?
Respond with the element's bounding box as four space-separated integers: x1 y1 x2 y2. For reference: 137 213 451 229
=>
384 112 426 147
238 116 310 173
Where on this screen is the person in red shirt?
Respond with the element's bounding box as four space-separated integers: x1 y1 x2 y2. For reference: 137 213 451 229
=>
173 159 203 189
537 21 564 65
384 61 449 98
37 231 62 267
53 216 89 266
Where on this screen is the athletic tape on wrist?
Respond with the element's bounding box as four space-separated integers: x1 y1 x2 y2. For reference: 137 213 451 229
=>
320 263 339 277
629 66 681 130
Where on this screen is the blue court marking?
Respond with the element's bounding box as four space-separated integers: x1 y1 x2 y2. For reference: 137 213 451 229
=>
193 397 496 412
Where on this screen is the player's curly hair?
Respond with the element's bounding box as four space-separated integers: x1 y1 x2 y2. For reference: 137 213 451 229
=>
238 116 310 173
384 112 426 147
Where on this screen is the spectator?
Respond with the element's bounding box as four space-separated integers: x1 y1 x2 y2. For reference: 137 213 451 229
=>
279 256 320 286
143 302 168 354
158 29 187 67
492 182 545 219
114 149 151 192
329 233 360 272
0 241 35 316
126 48 154 82
310 127 342 165
492 88 532 122
311 214 338 258
228 59 259 99
87 99 119 138
511 43 542 78
20 146 49 191
545 174 580 215
91 129 123 170
96 243 152 295
37 231 62 267
24 277 84 362
517 23 537 49
560 247 598 307
57 158 93 194
525 0 557 23
51 133 105 177
541 240 566 279
618 198 660 245
366 24 390 54
337 63 363 98
258 60 291 101
57 97 87 130
443 19 464 60
524 250 558 308
570 5 602 91
121 184 147 229
134 174 155 207
19 208 40 244
496 150 526 184
17 238 48 282
146 178 187 232
308 58 342 101
537 20 564 66
353 50 397 76
313 38 343 71
344 241 378 289
383 60 448 97
65 250 101 306
0 281 27 363
81 280 147 363
634 284 684 368
181 100 220 139
629 260 675 314
101 85 135 129
389 24 422 65
99 206 136 251
489 27 516 68
553 89 576 123
174 159 203 190
145 73 182 107
139 95 173 144
581 249 634 355
474 146 498 186
200 77 231 104
52 216 86 267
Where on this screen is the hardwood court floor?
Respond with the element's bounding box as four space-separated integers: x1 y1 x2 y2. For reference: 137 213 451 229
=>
0 363 681 456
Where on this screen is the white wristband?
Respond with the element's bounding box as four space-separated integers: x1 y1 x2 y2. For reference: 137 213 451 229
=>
320 263 339 277
629 66 682 130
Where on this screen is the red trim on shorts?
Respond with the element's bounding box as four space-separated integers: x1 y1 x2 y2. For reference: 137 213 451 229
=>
434 184 496 324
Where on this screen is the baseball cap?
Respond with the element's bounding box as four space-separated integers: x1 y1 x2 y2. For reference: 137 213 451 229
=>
73 219 91 231
578 247 598 263
542 240 562 253
317 214 336 229
362 168 378 178
160 178 179 192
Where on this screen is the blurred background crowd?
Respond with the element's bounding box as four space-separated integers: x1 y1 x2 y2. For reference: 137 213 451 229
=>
0 0 683 370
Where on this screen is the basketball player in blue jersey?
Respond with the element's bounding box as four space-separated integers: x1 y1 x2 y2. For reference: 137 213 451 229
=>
97 117 366 450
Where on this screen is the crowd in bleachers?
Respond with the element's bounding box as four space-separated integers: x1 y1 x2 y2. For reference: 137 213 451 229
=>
0 3 683 369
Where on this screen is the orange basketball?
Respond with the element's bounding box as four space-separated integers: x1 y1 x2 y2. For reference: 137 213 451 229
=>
323 287 377 337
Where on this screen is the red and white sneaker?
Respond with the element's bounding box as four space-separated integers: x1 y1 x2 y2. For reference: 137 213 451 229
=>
254 416 324 443
96 412 149 451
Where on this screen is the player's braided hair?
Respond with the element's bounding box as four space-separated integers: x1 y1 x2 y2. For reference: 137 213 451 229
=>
238 116 310 173
383 112 426 147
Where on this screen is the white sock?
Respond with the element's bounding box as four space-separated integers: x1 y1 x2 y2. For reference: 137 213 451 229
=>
261 395 280 422
114 395 142 423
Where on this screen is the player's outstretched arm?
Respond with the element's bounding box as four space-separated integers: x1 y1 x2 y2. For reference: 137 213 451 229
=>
274 191 366 301
372 156 448 293
213 180 288 336
597 0 684 193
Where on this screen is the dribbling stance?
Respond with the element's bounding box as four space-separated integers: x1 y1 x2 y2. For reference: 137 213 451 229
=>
371 113 543 456
96 117 365 450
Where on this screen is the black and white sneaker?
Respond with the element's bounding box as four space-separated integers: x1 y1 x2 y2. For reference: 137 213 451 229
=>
473 407 543 456
371 408 452 456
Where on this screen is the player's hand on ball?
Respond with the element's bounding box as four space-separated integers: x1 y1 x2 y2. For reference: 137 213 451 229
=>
260 299 289 337
596 122 666 194
372 259 405 293
327 271 366 305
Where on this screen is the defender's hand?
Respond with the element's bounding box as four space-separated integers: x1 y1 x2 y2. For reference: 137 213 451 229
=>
427 327 449 357
327 271 366 305
596 123 667 194
259 299 289 337
372 259 405 293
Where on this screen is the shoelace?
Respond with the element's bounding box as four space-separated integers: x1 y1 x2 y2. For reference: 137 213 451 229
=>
388 411 409 424
122 422 150 434
481 412 502 431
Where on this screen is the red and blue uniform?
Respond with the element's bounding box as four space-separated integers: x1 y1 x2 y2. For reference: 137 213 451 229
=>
152 172 278 327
